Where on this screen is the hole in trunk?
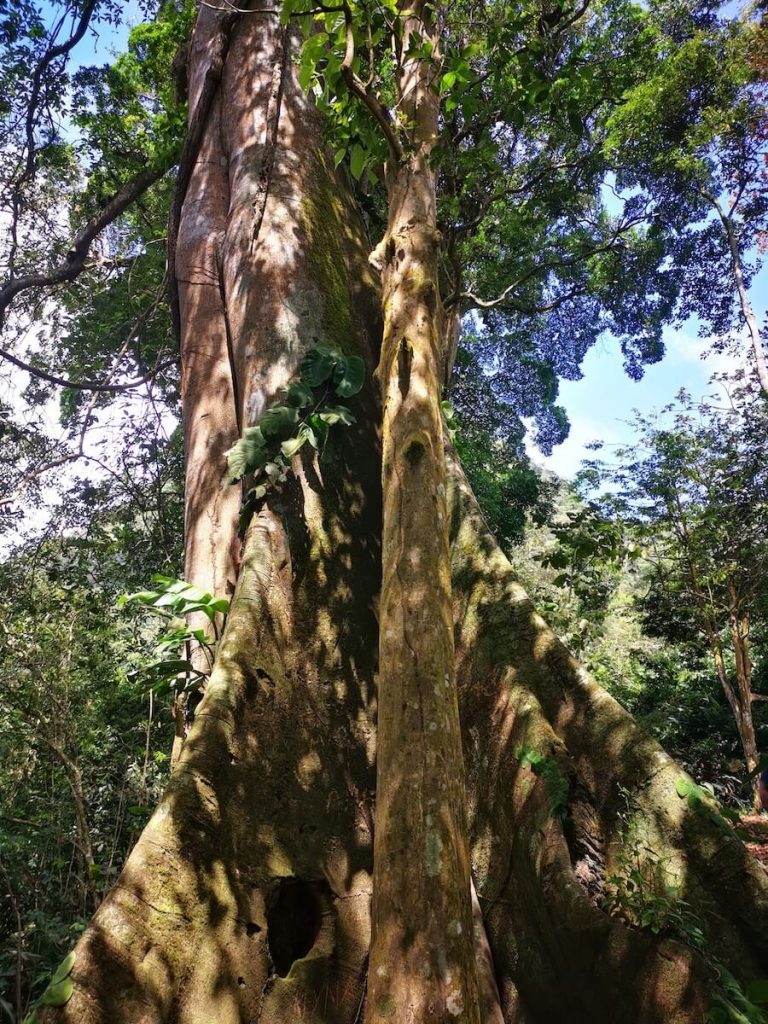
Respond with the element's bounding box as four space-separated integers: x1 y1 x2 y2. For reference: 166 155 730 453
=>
266 878 324 976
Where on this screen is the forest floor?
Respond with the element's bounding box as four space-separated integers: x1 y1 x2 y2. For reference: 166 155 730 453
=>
739 814 768 868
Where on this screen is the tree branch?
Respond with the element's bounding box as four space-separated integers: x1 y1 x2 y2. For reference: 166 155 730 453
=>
340 2 404 162
0 347 176 392
0 162 172 327
6 3 100 268
450 223 638 311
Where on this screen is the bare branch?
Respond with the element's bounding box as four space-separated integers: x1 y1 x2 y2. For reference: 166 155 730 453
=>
0 162 172 327
0 347 176 393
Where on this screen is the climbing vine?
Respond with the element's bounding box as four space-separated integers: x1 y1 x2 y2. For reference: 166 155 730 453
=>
226 342 365 535
118 577 229 696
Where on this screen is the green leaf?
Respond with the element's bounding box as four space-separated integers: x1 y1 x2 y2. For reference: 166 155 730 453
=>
281 434 309 459
333 355 365 397
746 981 768 1005
259 404 299 439
226 427 268 480
308 414 330 448
51 952 76 985
41 978 74 1007
319 406 356 426
146 659 195 677
349 144 366 181
300 346 337 387
298 58 315 92
284 380 313 409
440 70 457 93
675 776 695 798
567 108 584 135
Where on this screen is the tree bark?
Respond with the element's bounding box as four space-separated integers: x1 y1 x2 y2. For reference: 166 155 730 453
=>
39 6 768 1023
675 501 760 804
726 582 760 809
367 3 480 1020
709 194 768 396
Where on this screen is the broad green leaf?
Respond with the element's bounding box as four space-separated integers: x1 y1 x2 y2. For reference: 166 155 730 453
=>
304 426 319 449
259 404 299 439
281 434 309 459
349 144 366 181
41 978 74 1007
146 659 195 677
298 58 315 92
308 415 330 448
440 71 457 92
51 952 76 985
319 406 356 426
675 776 696 798
226 429 268 480
333 355 365 397
284 380 313 409
746 981 768 1004
300 347 337 387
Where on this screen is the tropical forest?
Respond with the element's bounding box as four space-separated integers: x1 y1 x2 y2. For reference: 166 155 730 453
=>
0 0 767 1020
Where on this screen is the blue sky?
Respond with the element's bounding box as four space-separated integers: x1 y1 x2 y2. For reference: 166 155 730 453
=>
37 1 142 66
529 256 767 478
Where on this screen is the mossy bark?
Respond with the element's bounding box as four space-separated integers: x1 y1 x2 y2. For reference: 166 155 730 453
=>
39 4 768 1022
367 5 481 1021
41 9 381 1023
450 448 768 1021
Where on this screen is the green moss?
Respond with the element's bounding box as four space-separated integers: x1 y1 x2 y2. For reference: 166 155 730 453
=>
376 993 397 1017
299 156 355 353
516 745 569 818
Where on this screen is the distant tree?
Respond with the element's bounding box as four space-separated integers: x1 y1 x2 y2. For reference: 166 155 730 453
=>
583 376 768 805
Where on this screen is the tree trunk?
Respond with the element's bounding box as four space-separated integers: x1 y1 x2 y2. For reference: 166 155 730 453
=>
727 583 760 810
677 512 760 807
40 7 768 1023
367 3 480 1020
708 193 768 396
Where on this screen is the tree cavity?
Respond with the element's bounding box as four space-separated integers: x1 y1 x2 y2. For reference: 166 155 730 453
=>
265 877 325 977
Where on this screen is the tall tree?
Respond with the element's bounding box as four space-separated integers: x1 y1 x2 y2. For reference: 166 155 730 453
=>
1 1 767 1023
583 377 768 807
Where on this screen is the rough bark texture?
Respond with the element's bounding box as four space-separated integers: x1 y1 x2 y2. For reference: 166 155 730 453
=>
41 8 383 1022
40 5 768 1022
450 448 768 1021
367 6 481 1021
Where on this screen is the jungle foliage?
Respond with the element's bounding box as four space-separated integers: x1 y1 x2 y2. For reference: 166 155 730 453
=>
0 0 766 1017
